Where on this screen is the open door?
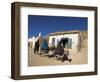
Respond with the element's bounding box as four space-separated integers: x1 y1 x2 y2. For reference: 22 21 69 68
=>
68 38 72 49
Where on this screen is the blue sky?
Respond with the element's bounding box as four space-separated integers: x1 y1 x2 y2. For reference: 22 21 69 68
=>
28 15 87 38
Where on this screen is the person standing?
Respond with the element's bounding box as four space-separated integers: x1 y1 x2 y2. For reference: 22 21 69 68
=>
34 39 39 54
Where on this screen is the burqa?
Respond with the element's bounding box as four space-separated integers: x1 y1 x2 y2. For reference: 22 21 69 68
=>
41 39 49 54
34 39 39 54
52 41 64 56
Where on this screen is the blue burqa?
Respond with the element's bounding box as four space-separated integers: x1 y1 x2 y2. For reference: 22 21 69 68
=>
41 39 48 50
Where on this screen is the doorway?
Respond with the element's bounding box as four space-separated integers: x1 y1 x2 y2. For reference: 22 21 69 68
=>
60 38 72 49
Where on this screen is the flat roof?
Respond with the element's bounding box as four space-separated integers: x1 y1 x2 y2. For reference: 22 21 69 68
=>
49 30 80 36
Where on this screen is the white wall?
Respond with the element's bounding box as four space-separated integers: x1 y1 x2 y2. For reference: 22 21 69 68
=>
49 33 78 49
28 36 38 48
0 0 100 82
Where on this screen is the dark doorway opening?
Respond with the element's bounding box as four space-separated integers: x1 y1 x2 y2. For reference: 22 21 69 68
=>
60 38 72 49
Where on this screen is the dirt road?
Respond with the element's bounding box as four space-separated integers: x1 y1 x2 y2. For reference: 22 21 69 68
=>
28 46 87 66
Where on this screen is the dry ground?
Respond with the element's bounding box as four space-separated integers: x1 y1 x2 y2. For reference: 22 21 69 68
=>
28 39 88 66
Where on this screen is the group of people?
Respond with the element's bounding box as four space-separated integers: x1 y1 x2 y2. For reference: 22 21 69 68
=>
33 37 72 62
34 38 49 54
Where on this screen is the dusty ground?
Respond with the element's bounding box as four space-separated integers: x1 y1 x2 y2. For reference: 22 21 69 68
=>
28 39 88 66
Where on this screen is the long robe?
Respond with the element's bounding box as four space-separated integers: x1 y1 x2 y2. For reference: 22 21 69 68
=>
53 41 64 56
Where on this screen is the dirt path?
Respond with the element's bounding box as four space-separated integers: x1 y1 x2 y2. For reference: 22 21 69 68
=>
28 47 87 66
